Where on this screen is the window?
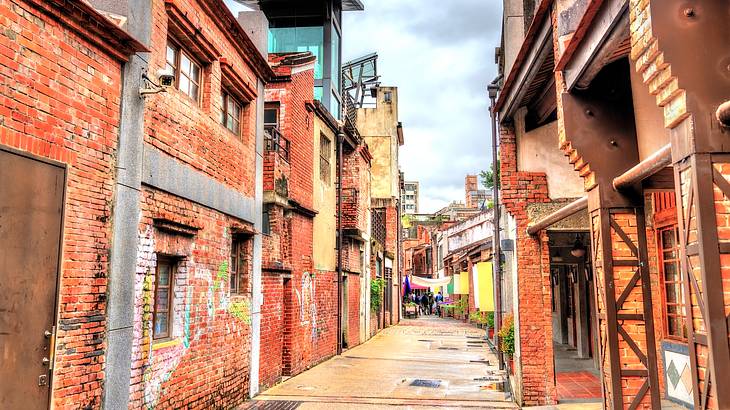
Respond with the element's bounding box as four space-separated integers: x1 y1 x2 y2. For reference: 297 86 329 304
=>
221 91 242 136
264 103 279 129
230 237 249 295
320 134 331 183
262 205 271 235
659 226 686 340
154 256 176 340
166 41 201 102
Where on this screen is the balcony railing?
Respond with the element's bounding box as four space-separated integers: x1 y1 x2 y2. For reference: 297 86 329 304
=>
265 126 290 162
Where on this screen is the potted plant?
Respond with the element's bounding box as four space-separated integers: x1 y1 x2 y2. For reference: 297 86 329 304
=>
486 311 495 338
498 315 515 374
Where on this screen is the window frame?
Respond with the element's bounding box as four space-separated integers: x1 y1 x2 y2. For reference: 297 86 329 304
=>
658 224 687 342
221 90 243 137
166 39 202 104
264 103 280 130
153 256 176 341
319 133 332 184
230 236 249 296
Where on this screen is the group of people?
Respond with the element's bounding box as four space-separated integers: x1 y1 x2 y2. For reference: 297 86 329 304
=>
407 291 444 316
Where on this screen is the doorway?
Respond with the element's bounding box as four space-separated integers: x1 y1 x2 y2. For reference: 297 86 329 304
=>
0 148 65 409
548 231 601 403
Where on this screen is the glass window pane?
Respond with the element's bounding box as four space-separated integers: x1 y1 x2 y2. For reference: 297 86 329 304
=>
155 314 168 336
155 289 169 308
158 265 170 286
180 53 191 75
268 26 324 79
314 86 323 102
191 62 200 83
661 229 675 248
331 26 340 92
166 44 176 68
330 92 340 120
190 82 199 100
179 75 190 95
666 284 677 302
264 109 277 125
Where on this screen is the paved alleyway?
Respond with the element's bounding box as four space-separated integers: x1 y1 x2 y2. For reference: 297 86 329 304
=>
247 317 516 409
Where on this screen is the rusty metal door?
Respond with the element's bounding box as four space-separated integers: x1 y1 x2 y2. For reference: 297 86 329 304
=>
0 148 65 409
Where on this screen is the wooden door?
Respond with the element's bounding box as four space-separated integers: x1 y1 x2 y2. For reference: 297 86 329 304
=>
0 148 65 409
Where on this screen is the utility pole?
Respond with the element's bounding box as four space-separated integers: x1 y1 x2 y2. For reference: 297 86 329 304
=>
487 81 504 371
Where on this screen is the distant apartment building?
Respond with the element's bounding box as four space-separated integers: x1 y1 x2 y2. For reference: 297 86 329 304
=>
465 174 490 209
401 181 419 214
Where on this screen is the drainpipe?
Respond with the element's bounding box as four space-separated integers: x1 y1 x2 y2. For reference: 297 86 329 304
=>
336 131 344 355
488 80 504 371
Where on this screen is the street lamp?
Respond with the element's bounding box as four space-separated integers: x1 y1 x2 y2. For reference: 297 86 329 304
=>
487 78 503 371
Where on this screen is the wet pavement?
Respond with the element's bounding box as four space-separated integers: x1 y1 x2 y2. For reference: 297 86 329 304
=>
248 316 516 409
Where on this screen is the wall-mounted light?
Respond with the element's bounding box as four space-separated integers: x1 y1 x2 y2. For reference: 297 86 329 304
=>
570 235 586 258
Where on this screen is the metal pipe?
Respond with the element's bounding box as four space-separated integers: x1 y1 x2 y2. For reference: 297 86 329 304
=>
612 144 672 191
336 131 344 355
488 85 504 371
717 100 730 128
526 196 589 236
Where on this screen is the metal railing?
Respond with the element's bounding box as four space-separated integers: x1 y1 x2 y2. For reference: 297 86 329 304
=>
265 125 290 162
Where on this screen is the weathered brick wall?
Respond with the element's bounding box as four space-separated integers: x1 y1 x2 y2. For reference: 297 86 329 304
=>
0 1 134 408
145 0 259 198
265 62 315 209
262 205 288 270
342 145 372 233
130 188 255 409
259 271 284 389
346 274 361 348
499 125 556 406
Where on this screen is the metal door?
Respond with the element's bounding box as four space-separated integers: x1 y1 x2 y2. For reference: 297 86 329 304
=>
0 148 65 409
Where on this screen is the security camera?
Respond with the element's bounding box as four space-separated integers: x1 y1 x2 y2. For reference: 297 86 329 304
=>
157 69 175 88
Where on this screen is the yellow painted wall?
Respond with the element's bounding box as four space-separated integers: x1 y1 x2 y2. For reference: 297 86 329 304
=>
313 116 337 271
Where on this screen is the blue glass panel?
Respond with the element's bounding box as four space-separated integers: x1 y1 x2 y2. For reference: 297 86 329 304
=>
268 26 324 79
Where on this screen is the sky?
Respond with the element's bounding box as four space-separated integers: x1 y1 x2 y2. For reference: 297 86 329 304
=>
343 0 502 213
224 0 503 213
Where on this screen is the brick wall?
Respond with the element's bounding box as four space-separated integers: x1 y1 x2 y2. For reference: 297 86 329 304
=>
500 125 556 406
259 271 284 389
346 274 361 348
0 1 137 408
130 188 255 409
145 0 259 198
126 0 264 407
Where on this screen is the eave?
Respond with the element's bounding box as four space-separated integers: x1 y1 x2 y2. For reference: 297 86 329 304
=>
494 0 554 115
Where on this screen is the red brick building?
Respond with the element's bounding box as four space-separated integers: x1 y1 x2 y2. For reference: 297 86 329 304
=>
0 1 144 409
496 1 729 409
97 0 272 408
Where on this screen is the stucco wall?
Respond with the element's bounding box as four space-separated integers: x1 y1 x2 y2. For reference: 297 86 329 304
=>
630 65 670 160
313 117 337 272
358 87 400 199
502 0 526 78
515 114 584 199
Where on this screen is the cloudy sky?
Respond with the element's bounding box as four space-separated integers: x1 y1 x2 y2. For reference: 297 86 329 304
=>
343 1 502 212
225 0 503 213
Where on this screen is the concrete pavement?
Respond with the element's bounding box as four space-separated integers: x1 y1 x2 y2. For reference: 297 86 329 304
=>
248 316 517 409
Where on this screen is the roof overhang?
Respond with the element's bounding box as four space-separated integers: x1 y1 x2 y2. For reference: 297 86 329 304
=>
342 0 364 11
559 0 629 91
497 15 553 122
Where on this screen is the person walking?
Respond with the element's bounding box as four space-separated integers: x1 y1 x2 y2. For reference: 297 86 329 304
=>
427 292 434 315
435 291 443 316
420 293 429 315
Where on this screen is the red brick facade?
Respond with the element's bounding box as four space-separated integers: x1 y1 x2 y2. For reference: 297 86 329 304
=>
126 0 264 408
0 1 141 408
499 125 556 406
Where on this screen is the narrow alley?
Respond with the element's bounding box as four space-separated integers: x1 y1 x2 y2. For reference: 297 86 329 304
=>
248 317 514 409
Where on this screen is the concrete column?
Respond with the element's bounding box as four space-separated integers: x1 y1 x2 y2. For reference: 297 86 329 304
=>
103 1 151 408
249 79 265 397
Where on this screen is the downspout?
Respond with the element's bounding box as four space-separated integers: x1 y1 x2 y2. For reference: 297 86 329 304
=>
488 80 504 371
336 131 344 355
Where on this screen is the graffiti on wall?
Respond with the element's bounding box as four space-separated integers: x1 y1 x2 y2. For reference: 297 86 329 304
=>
133 227 253 408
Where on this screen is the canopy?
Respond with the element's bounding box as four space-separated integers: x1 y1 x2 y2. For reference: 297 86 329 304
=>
410 275 453 288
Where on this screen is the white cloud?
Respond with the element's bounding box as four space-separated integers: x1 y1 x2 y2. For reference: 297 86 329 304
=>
344 0 501 213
